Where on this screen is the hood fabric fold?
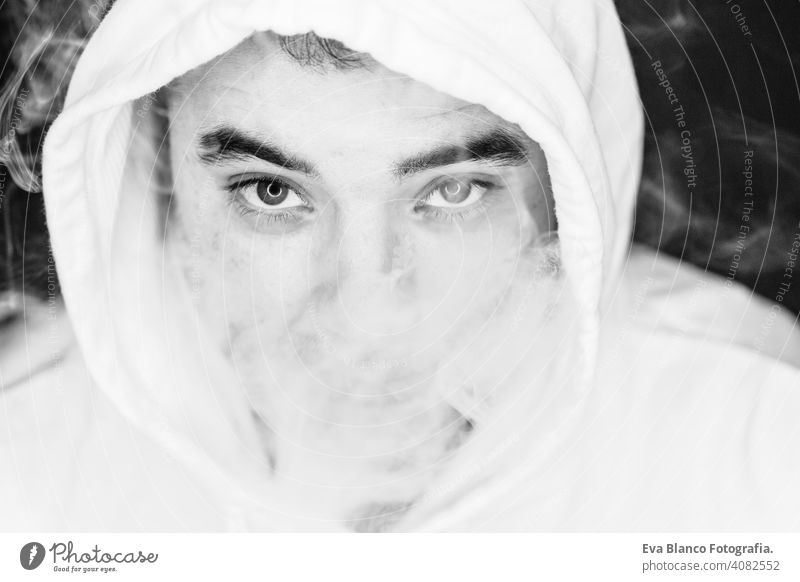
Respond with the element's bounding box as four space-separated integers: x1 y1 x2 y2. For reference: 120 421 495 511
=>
42 0 643 530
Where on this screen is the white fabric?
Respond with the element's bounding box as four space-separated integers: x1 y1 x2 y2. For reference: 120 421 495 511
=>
1 0 799 531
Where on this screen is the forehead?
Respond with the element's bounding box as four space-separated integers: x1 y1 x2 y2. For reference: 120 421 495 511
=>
170 32 515 149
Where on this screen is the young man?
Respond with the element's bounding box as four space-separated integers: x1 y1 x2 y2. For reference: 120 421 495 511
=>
1 0 799 532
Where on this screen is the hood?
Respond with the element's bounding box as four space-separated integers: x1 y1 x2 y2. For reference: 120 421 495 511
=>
41 0 643 530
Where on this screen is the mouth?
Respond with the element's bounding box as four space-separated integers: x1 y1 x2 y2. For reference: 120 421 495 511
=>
248 379 476 529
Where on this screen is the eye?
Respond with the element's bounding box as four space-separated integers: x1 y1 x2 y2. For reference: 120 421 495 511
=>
414 177 500 224
421 178 490 209
236 177 307 210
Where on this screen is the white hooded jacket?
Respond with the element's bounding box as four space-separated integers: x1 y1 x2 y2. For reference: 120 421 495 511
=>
1 0 799 531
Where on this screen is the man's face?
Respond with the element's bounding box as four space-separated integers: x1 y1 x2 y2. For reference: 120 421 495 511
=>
165 33 558 522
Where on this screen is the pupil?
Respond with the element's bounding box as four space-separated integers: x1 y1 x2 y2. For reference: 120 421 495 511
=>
441 179 469 204
257 181 288 205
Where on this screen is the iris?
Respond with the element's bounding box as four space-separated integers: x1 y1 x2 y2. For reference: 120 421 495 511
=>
257 180 289 205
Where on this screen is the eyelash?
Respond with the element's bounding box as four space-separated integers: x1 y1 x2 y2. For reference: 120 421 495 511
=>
225 175 500 226
225 176 309 224
414 178 499 224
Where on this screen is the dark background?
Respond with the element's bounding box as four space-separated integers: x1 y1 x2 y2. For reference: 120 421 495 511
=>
620 0 800 314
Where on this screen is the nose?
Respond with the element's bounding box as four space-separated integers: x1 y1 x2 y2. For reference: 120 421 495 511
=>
338 200 394 284
311 199 418 335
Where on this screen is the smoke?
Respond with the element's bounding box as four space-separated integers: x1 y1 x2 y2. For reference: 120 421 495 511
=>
224 231 575 527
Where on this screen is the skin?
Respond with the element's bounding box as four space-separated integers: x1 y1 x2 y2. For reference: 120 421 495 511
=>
163 32 558 529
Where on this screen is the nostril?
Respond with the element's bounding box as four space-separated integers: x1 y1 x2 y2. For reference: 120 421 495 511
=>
311 275 420 337
340 277 398 318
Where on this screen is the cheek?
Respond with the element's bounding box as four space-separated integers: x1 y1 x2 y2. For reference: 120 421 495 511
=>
218 235 313 351
167 171 313 351
410 204 535 315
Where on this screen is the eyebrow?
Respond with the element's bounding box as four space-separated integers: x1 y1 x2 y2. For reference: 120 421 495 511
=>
391 129 530 178
198 126 318 176
197 125 530 179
